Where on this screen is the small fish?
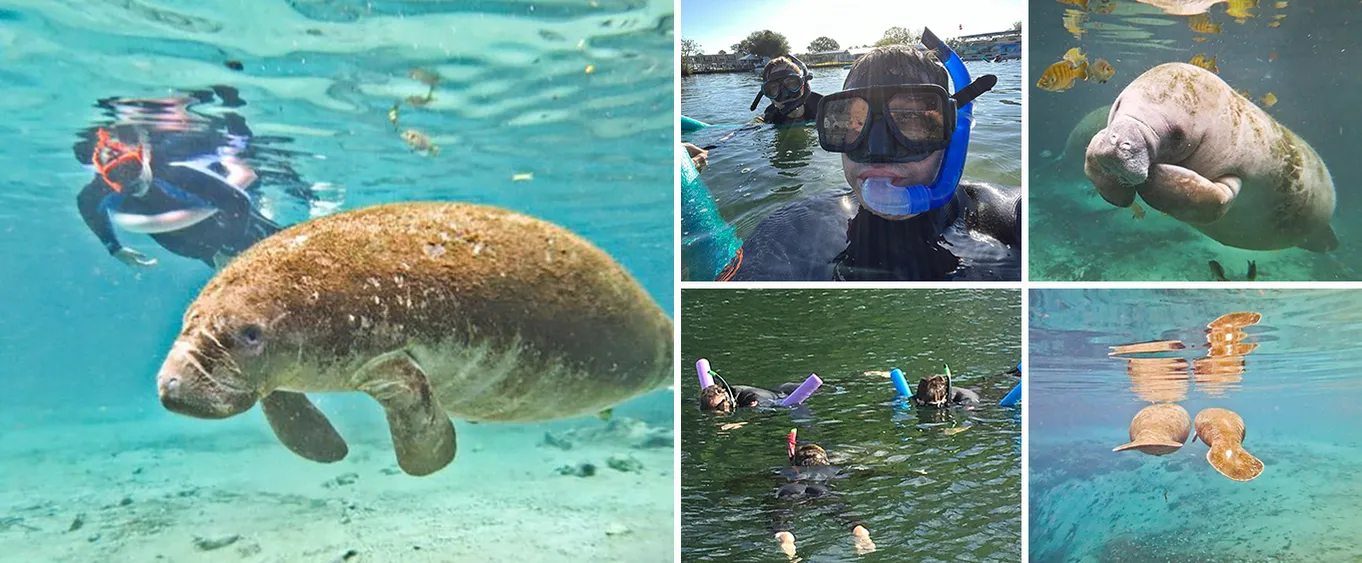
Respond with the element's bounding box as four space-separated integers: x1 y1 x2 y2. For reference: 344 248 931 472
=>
1062 47 1088 67
1132 201 1146 219
387 101 401 130
1088 58 1116 83
596 408 613 421
1164 490 1169 502
584 64 596 74
944 427 970 436
1037 60 1089 92
1260 92 1278 107
1268 21 1281 27
1274 0 1288 6
1189 54 1219 74
1192 37 1208 43
512 172 534 182
405 93 434 107
1226 0 1258 20
1057 0 1090 10
1272 14 1287 19
1269 50 1278 62
1188 13 1222 34
1247 260 1258 281
1209 260 1229 281
1063 9 1088 40
401 128 440 156
409 67 441 87
1093 0 1116 14
1237 88 1252 98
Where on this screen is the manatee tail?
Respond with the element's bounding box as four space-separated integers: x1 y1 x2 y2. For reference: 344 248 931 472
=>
1112 439 1185 455
1206 441 1264 481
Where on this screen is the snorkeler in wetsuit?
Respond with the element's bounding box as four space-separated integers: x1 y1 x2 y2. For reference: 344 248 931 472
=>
698 379 802 413
770 430 875 557
75 120 281 270
911 364 1020 408
713 29 1021 281
751 55 823 125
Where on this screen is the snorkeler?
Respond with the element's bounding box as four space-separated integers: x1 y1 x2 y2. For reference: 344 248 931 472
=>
698 380 802 413
751 55 823 125
74 91 288 269
911 370 981 408
713 29 1021 281
771 430 875 556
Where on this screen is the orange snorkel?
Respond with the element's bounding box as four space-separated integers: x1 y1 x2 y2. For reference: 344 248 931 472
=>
787 428 797 461
92 128 146 193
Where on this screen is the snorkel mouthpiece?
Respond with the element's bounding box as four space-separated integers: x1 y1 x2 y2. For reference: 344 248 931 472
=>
787 428 797 460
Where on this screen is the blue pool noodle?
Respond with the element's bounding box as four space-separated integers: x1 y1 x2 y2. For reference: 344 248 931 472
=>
998 363 1022 406
890 368 910 397
679 142 742 280
780 374 823 406
681 115 710 133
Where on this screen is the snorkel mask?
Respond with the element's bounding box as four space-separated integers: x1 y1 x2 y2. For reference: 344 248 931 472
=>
816 28 997 216
92 128 149 195
750 55 811 114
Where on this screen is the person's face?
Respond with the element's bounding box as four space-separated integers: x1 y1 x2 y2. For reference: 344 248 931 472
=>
699 385 733 413
843 150 944 220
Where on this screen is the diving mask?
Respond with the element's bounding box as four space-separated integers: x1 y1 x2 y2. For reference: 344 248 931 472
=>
818 84 956 163
92 128 149 194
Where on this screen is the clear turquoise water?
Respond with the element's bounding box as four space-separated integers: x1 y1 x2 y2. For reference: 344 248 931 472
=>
678 61 1022 280
1028 2 1362 281
0 1 675 561
1030 289 1362 562
682 289 1022 562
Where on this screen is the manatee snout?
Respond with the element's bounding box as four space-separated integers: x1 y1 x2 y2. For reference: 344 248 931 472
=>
1085 119 1151 206
157 340 258 419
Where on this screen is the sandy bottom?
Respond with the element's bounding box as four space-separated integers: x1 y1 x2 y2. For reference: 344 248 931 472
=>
1030 437 1362 562
0 404 674 563
1029 179 1356 281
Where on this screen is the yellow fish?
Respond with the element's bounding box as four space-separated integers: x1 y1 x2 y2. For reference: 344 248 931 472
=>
1260 92 1278 107
1057 0 1090 10
1237 88 1252 98
1226 0 1258 20
1063 9 1088 40
1268 21 1280 27
1063 47 1088 67
1188 13 1222 33
1192 36 1208 43
1189 54 1219 74
1088 58 1116 83
1274 0 1288 7
387 101 401 130
1272 14 1286 19
1037 60 1089 92
1132 202 1146 219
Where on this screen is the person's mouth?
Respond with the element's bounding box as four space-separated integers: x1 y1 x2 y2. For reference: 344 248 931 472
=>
857 169 909 187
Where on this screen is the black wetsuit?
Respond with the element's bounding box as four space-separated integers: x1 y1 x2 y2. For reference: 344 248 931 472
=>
758 92 823 125
769 464 863 533
730 382 800 408
726 182 1021 281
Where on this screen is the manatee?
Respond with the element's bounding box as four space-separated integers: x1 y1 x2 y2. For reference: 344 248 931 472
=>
1113 403 1190 455
1192 407 1263 481
1040 104 1111 179
154 201 673 476
1085 63 1337 253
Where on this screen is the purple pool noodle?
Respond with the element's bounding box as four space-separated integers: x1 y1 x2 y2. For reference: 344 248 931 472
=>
781 374 823 406
697 359 714 388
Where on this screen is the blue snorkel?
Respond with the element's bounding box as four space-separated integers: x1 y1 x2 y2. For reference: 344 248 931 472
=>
905 27 980 215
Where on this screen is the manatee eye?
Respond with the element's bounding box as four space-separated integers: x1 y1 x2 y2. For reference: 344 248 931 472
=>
236 324 265 347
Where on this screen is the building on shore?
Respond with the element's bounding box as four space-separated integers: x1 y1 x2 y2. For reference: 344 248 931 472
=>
682 52 743 73
949 29 1022 61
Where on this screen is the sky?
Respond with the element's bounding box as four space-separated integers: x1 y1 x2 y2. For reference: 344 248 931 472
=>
680 0 1024 55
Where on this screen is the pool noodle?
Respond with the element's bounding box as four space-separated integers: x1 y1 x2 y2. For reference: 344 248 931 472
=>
696 358 714 388
681 115 710 133
679 142 742 280
889 368 910 397
999 382 1022 407
780 374 822 406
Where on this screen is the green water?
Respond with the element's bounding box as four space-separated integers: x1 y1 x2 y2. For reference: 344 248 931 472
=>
681 289 1021 562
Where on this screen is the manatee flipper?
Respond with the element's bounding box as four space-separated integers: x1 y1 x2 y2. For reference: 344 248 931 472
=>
260 391 349 463
1137 165 1239 225
357 351 457 477
1206 442 1264 481
1297 225 1339 253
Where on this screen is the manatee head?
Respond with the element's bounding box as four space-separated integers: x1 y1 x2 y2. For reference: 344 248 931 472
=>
1086 117 1151 188
156 284 290 419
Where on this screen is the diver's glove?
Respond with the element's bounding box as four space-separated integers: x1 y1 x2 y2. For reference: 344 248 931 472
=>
113 247 158 268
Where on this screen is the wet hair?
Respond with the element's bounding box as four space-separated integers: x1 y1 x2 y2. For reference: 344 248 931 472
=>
698 384 733 413
762 56 804 80
791 444 830 466
915 375 949 406
844 44 948 90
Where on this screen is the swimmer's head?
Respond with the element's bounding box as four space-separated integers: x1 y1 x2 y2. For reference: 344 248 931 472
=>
93 127 151 196
791 443 830 466
699 384 734 413
838 46 950 220
915 374 950 407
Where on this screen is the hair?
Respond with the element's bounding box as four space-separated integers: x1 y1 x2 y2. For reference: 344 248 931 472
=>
844 45 948 89
762 56 804 81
